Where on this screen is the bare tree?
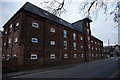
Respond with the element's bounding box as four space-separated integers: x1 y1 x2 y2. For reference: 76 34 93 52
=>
41 0 120 24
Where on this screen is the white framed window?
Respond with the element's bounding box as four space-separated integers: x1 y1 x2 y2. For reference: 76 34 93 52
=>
81 54 84 58
81 45 83 49
5 31 7 34
50 28 55 33
96 48 97 50
92 47 94 50
80 37 83 40
99 48 100 51
73 42 76 50
16 22 19 27
87 29 89 34
88 37 90 41
4 42 6 46
8 38 11 44
15 37 18 43
98 43 100 45
2 55 5 59
64 54 68 59
50 41 55 45
50 54 56 59
31 38 38 43
10 24 12 29
73 54 77 58
88 45 90 49
64 41 67 49
96 54 98 57
6 54 10 60
95 42 96 44
30 54 38 60
63 30 67 38
13 54 17 58
92 54 94 57
91 40 93 43
32 22 39 28
73 33 76 40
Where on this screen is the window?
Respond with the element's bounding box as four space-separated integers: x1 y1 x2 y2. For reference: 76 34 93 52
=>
16 22 19 27
96 54 98 57
50 28 55 33
74 54 77 58
64 41 67 49
6 55 10 60
88 45 90 49
5 31 7 34
31 38 38 43
2 55 5 59
92 47 94 50
96 48 97 50
15 37 18 43
81 45 83 49
80 37 83 40
63 30 67 38
8 38 11 44
50 41 55 45
9 24 12 32
88 37 90 41
64 54 68 59
81 54 84 58
95 42 96 44
73 42 76 50
50 54 56 59
30 54 38 60
73 33 76 40
13 54 17 58
4 42 6 46
87 29 89 34
32 22 39 28
91 40 93 43
87 22 89 26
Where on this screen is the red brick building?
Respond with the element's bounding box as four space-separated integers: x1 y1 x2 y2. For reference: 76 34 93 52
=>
2 2 104 72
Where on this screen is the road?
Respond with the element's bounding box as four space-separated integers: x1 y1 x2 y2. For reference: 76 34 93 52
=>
10 57 120 79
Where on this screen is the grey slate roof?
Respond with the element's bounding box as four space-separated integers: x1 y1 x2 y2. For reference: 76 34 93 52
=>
22 2 75 29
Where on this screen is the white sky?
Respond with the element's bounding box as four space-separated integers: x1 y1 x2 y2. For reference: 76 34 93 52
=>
0 0 118 46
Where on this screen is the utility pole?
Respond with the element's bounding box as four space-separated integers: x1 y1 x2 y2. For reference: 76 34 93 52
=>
108 39 110 46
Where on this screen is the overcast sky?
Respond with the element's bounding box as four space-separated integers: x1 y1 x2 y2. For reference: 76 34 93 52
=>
0 0 118 46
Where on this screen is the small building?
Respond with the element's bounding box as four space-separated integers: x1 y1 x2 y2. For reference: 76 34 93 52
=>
2 2 104 72
104 45 120 57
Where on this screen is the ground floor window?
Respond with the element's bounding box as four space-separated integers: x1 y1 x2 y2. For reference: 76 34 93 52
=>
50 54 56 59
64 54 68 59
30 54 38 60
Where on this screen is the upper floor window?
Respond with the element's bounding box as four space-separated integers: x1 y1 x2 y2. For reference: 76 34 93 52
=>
86 22 89 27
73 42 76 50
8 38 11 44
31 38 38 43
80 37 83 40
91 40 93 43
14 37 18 43
50 54 56 59
64 41 67 49
50 41 55 45
63 30 67 38
32 22 39 28
9 24 12 32
88 37 90 41
64 54 68 59
30 54 38 60
4 42 6 46
16 22 19 27
5 30 7 34
87 29 89 34
50 28 55 33
81 45 83 49
81 54 84 58
73 33 76 40
92 47 94 50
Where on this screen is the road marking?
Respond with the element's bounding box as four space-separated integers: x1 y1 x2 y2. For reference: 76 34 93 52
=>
10 69 57 78
106 69 120 80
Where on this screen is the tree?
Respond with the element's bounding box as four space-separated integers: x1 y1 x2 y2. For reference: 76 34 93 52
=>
40 0 120 25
